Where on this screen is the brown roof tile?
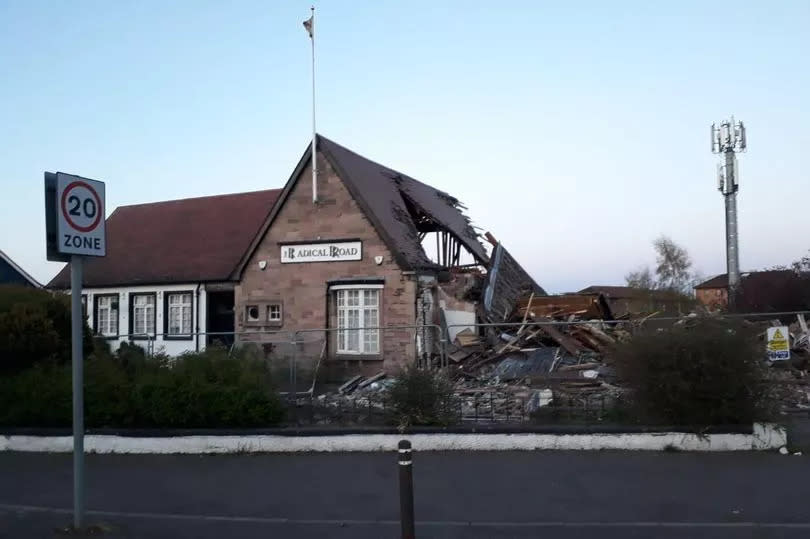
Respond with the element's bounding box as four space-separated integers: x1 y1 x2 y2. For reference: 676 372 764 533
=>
48 189 281 288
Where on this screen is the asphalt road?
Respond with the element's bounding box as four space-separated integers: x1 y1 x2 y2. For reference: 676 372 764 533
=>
1 450 809 538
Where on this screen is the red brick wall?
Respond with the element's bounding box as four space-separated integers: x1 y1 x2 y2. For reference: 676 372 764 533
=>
235 151 418 372
696 287 728 309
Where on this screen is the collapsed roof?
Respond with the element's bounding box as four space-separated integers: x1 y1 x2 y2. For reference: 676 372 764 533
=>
235 135 489 276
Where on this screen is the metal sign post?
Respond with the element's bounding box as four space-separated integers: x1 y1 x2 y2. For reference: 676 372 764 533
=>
45 172 106 530
70 256 84 528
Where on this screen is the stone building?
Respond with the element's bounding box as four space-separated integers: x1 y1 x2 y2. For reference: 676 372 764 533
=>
232 135 490 373
48 135 494 372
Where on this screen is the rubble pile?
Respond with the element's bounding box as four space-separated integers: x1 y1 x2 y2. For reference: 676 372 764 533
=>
764 314 810 412
314 372 393 411
312 284 810 422
446 292 634 420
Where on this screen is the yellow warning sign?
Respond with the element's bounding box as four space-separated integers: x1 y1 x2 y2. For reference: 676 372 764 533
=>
767 326 790 360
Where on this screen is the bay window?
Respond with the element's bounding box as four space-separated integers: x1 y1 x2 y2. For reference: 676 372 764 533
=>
335 286 381 355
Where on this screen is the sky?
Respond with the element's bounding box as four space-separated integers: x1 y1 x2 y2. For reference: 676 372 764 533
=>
1 1 808 293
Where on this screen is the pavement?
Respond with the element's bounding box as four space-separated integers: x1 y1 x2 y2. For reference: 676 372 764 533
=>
2 450 810 538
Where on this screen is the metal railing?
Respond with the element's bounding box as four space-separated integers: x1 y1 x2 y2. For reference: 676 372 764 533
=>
89 310 810 425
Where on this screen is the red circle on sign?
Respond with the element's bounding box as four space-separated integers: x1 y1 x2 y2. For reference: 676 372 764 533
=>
60 181 103 233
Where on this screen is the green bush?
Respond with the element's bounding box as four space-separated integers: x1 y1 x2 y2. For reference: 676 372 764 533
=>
0 346 285 428
0 362 71 427
0 285 92 372
612 317 772 426
387 365 458 427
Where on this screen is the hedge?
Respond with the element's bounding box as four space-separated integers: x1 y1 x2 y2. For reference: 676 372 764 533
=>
0 285 93 373
611 317 772 426
0 346 285 428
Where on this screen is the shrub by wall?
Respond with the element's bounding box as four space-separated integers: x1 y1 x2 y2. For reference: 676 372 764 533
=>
387 365 457 426
611 317 772 426
0 346 284 428
0 285 92 373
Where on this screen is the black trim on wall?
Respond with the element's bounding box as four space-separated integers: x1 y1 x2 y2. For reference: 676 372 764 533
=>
163 290 194 341
93 293 119 339
128 292 156 340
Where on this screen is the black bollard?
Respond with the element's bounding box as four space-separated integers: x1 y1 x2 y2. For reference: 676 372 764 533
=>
398 439 415 539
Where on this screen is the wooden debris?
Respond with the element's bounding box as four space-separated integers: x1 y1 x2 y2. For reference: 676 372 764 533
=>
535 322 588 356
454 328 481 347
357 372 386 389
449 349 473 363
338 375 364 394
558 362 601 372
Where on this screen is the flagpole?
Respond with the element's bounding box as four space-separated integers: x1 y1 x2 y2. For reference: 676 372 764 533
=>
310 6 317 204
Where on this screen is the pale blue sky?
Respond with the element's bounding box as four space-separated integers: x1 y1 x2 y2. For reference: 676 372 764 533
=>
1 1 808 292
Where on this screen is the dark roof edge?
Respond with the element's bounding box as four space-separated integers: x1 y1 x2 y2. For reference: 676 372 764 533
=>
0 249 42 288
47 278 237 291
317 137 416 272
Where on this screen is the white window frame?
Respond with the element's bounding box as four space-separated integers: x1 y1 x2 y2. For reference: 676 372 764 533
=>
95 295 119 337
167 292 193 336
267 303 282 322
131 293 156 337
332 285 382 355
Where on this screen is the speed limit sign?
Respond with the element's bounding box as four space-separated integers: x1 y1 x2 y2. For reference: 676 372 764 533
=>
55 172 106 256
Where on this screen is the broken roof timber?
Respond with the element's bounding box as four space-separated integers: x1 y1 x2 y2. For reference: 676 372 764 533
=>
483 243 547 322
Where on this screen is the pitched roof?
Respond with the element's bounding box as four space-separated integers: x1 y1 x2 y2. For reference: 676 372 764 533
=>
694 270 800 290
578 285 650 298
235 135 488 276
693 274 728 289
0 249 41 288
577 285 683 300
48 189 281 288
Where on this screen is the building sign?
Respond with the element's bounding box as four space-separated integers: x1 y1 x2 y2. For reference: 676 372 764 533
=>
280 241 362 263
766 326 790 361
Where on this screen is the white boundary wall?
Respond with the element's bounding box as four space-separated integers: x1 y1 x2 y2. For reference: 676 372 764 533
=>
0 423 786 454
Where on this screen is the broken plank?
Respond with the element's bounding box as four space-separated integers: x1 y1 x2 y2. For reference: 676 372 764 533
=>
357 372 386 389
557 362 601 372
455 334 481 347
449 349 473 363
578 323 616 344
535 321 588 356
338 375 364 394
568 329 604 351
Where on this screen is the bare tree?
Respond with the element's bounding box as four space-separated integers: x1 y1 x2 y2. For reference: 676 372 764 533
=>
653 236 692 293
791 250 810 273
626 236 698 295
625 265 657 289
